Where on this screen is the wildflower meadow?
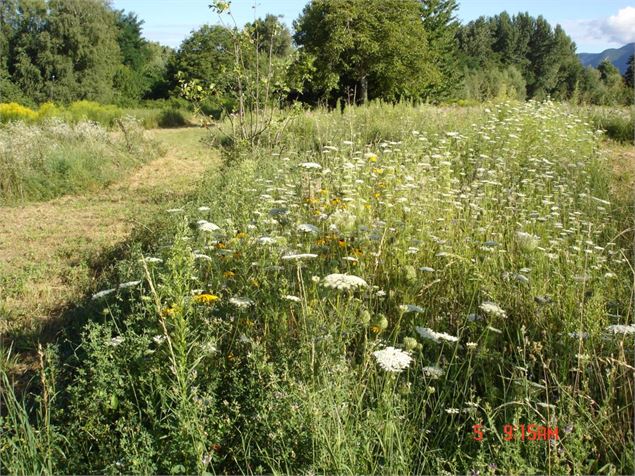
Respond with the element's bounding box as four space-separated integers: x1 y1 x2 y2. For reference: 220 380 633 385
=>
1 100 632 474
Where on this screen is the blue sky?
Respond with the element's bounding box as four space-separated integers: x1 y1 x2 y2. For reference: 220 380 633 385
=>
111 0 635 53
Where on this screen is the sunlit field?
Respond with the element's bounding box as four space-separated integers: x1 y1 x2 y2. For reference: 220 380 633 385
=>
2 101 632 474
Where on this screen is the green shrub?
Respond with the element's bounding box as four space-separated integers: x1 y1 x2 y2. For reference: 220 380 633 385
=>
158 108 188 128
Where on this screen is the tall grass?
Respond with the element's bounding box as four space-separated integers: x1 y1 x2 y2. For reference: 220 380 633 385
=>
3 101 633 474
0 118 160 203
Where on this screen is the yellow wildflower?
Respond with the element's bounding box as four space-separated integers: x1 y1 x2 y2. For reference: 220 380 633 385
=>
193 294 220 305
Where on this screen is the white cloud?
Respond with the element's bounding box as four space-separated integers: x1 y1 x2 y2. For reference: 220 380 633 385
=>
564 7 635 48
602 7 635 44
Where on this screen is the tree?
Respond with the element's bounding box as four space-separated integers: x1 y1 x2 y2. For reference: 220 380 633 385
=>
419 0 461 98
244 14 292 58
8 0 121 103
293 0 436 104
623 54 634 89
169 24 234 94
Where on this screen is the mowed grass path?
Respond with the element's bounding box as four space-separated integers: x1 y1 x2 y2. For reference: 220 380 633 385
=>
0 128 218 348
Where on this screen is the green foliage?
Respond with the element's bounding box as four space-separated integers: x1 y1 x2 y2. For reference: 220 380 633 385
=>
293 0 439 103
624 54 634 89
458 13 583 102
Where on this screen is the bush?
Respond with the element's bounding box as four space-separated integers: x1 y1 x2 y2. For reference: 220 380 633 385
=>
158 108 188 128
0 103 38 123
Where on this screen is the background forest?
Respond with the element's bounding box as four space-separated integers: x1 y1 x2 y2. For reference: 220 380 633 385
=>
0 0 633 112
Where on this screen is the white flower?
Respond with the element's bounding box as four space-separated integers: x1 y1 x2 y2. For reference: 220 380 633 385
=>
480 301 507 318
299 162 322 170
400 304 425 314
140 257 163 264
372 346 413 373
516 231 540 251
466 342 478 350
297 223 319 234
119 280 141 289
416 327 458 343
92 288 116 300
166 208 184 213
257 236 276 245
109 336 125 346
606 324 635 335
322 273 368 291
230 297 254 309
193 252 213 261
198 206 211 212
445 407 460 414
198 220 221 232
421 366 445 379
152 335 167 345
281 253 318 261
283 295 302 303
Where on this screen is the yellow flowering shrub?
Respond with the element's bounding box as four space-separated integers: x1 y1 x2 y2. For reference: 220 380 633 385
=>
0 102 38 123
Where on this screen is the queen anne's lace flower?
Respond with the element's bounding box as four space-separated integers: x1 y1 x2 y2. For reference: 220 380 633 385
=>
372 346 412 373
230 297 254 309
422 366 445 379
400 304 425 313
606 324 635 335
416 327 458 343
198 220 221 232
92 288 115 300
281 253 318 261
322 273 368 290
297 223 319 234
479 301 507 318
299 162 322 169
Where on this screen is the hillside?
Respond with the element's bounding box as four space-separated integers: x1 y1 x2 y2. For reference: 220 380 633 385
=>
578 43 634 73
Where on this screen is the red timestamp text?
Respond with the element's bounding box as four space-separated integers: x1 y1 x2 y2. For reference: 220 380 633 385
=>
472 424 559 442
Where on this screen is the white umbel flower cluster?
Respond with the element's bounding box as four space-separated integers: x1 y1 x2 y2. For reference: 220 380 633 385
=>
479 301 507 318
229 297 254 309
606 324 635 335
197 220 221 232
321 273 368 291
416 327 459 343
372 346 413 373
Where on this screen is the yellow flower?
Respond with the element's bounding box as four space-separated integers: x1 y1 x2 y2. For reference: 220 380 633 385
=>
372 167 384 175
223 271 235 279
370 325 381 334
162 306 177 317
193 294 220 305
235 232 247 239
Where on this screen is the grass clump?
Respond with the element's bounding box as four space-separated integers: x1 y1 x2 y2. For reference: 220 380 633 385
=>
2 101 633 474
0 118 161 203
586 106 635 144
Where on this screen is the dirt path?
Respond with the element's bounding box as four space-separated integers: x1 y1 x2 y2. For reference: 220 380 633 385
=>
0 127 218 339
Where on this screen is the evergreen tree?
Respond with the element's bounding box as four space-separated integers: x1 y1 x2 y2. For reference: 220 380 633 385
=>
419 0 461 98
623 54 634 90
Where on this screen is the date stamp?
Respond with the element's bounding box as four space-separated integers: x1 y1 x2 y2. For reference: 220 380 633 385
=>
472 424 559 442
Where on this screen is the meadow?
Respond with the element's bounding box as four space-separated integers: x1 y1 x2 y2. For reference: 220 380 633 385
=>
1 101 633 474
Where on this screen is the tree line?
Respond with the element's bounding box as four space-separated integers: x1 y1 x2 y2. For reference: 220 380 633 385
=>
0 0 633 109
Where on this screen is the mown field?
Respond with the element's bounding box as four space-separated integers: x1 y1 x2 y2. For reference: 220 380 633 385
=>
1 101 633 474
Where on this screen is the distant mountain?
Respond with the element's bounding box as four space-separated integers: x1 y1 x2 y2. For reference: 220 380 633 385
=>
578 43 634 74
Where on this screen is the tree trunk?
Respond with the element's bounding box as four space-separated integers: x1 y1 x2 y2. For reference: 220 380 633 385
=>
360 75 368 104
